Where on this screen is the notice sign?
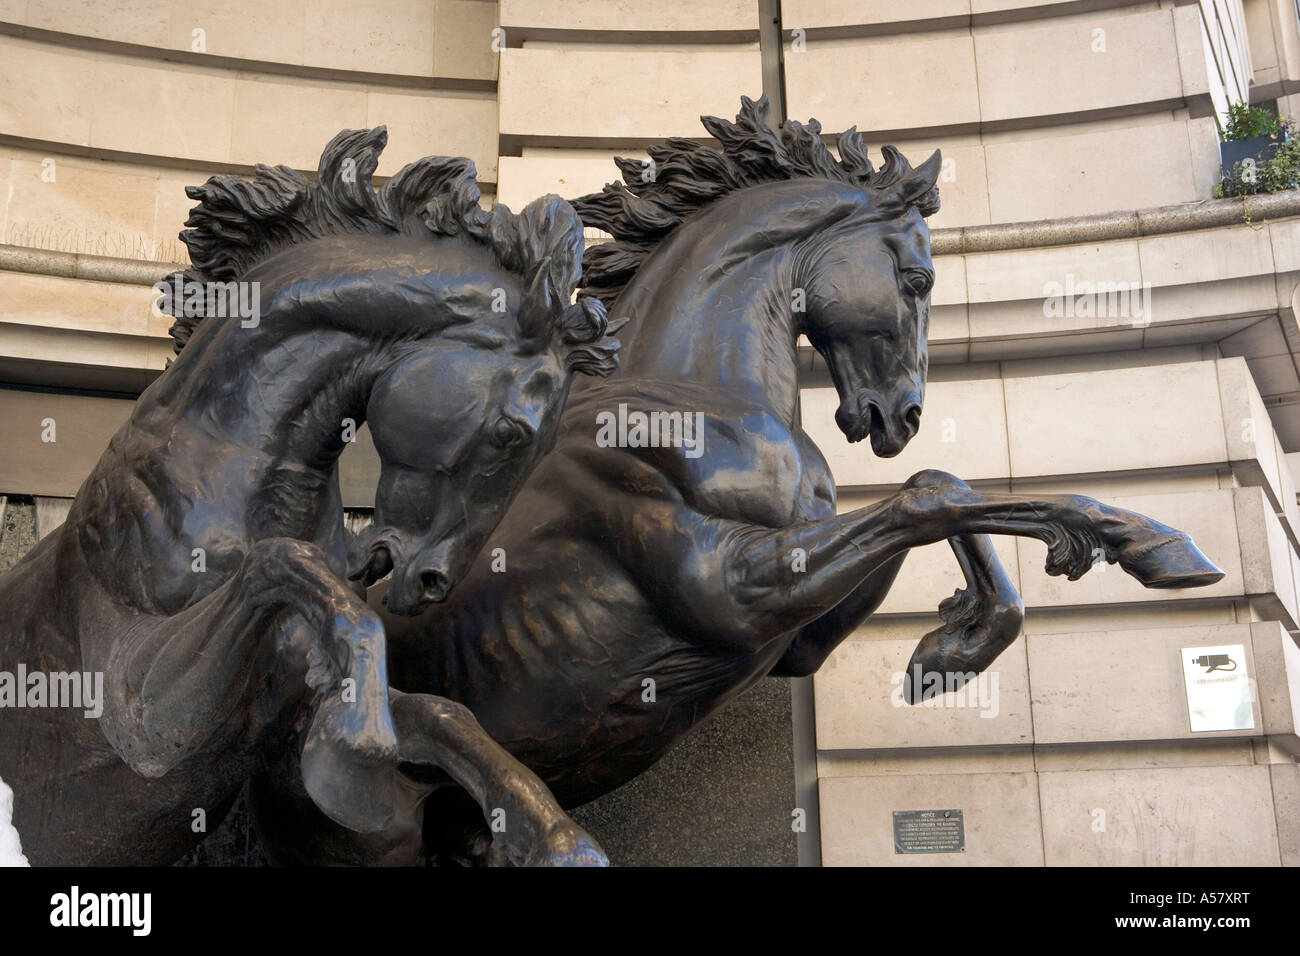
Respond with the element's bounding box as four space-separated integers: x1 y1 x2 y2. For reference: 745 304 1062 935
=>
1181 644 1254 733
893 809 965 854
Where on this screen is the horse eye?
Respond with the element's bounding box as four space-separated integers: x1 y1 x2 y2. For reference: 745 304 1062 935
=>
906 270 934 297
490 416 526 449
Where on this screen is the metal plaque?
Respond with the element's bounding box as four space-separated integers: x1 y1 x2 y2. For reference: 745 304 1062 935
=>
1181 644 1254 732
893 809 965 854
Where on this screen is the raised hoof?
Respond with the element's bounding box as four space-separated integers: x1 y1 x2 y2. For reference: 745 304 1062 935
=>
903 625 1010 704
523 821 609 868
300 702 398 833
1118 533 1226 590
902 587 1022 705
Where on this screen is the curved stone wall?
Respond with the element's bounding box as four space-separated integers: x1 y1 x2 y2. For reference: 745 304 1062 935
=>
1 0 1298 868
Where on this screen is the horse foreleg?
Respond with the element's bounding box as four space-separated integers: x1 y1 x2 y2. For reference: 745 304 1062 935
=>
95 537 398 833
769 553 907 676
772 475 1026 684
900 531 1024 701
721 469 1221 647
771 470 1025 683
390 690 608 867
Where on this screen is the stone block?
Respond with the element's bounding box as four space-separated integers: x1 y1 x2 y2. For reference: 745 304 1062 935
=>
229 77 367 169
434 0 498 80
820 771 1045 866
784 32 979 134
166 0 307 64
0 38 96 147
1038 765 1280 865
783 0 968 29
813 636 1032 751
1003 361 1226 478
364 91 498 181
800 377 1010 490
301 0 434 76
499 0 757 34
984 120 1206 222
499 46 762 142
1026 622 1263 745
975 9 1186 124
1270 761 1300 866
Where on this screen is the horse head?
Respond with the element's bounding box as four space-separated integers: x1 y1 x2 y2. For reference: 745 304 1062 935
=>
796 145 942 457
574 94 941 459
163 127 619 616
358 267 613 615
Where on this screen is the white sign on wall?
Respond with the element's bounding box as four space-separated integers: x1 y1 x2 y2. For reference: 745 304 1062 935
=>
1180 644 1254 733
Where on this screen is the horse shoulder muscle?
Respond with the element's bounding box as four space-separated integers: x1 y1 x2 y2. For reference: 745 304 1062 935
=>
678 410 806 527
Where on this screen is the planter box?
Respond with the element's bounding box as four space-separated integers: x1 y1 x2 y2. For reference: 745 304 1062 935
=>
1220 133 1286 177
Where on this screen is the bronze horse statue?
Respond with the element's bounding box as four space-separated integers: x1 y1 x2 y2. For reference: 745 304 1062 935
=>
252 96 1225 866
0 128 618 865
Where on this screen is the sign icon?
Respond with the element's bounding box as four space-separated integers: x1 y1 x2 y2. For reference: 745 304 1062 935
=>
1191 653 1237 673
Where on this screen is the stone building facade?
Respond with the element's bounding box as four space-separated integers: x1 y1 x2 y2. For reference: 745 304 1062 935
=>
1 0 1299 866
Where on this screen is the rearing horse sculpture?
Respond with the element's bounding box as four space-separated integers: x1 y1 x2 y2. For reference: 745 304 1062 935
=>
253 97 1225 865
0 128 618 865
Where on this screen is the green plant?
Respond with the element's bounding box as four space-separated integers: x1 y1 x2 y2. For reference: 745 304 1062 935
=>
1215 136 1300 198
1220 102 1289 141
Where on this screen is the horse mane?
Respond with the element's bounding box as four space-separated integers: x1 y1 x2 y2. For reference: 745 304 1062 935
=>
573 94 942 307
163 127 597 359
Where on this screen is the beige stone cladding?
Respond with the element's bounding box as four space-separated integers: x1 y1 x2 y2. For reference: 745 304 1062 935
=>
2 0 1300 866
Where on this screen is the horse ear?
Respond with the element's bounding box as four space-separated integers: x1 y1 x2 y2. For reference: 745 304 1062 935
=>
517 256 557 347
898 149 942 206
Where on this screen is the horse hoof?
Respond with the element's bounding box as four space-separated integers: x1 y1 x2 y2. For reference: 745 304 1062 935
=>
902 589 1023 704
903 627 1002 704
300 701 398 833
1118 533 1226 590
524 821 609 867
904 628 970 704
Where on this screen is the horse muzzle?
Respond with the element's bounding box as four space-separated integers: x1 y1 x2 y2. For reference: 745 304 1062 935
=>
835 389 921 457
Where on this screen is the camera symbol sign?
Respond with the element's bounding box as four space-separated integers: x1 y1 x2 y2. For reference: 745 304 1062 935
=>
1180 643 1253 733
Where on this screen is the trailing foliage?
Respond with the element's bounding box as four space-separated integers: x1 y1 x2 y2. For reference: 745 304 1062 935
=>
1220 101 1289 142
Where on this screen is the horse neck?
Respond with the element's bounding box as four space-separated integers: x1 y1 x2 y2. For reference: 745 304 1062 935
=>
141 320 378 538
605 189 818 423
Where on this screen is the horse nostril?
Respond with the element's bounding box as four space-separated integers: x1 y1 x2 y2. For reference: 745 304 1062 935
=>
902 403 922 436
417 569 449 603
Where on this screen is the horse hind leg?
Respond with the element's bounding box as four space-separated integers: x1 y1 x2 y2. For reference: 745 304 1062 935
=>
391 691 608 867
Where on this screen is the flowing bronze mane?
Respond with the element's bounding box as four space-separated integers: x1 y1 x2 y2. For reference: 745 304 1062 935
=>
574 94 942 307
164 126 612 373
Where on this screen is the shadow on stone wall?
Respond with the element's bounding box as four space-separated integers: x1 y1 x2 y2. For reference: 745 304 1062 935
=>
568 677 797 867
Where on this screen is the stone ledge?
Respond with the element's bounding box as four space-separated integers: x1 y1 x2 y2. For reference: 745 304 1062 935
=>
9 193 1298 285
0 21 496 91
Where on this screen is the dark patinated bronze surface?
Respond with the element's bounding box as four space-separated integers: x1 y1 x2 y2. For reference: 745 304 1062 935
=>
0 128 617 865
247 97 1226 865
